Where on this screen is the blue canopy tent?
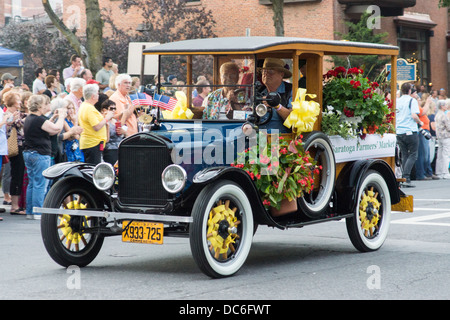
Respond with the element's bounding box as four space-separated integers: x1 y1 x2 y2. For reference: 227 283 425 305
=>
0 47 23 68
0 46 24 84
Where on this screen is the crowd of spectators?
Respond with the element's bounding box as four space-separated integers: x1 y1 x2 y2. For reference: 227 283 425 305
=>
0 55 140 220
396 84 450 187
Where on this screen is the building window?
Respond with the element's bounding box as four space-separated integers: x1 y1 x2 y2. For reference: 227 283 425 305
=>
397 27 431 86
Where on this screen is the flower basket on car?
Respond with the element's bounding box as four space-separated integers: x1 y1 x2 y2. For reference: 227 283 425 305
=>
232 133 320 216
322 66 394 140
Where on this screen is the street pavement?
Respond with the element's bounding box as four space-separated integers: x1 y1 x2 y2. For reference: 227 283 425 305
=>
1 178 450 301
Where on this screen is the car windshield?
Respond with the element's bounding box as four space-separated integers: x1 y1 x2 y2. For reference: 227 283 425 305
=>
148 54 262 121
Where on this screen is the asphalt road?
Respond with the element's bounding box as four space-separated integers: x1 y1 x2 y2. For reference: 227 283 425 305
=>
1 178 450 302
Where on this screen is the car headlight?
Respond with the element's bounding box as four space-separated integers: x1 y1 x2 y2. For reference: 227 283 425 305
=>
162 164 187 193
93 162 115 191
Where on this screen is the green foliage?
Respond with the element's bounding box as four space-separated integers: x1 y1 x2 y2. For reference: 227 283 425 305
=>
232 133 319 210
333 12 389 80
102 0 217 81
322 66 394 139
0 22 74 86
439 0 450 7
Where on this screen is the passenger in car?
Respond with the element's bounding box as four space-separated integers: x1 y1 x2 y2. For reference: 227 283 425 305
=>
202 62 245 120
258 58 293 122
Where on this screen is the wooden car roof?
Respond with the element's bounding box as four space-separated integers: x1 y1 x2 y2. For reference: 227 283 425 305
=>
142 36 399 56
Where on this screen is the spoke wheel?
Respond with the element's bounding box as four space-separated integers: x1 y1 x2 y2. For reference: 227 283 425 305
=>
346 170 391 252
190 180 253 278
41 179 105 268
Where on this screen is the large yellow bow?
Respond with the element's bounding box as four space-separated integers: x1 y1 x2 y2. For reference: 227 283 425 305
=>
283 88 320 133
162 91 194 120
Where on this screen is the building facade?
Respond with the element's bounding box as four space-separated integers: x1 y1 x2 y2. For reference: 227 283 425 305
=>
2 0 448 90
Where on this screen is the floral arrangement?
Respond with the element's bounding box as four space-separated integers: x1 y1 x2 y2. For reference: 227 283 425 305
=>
239 66 250 73
322 66 394 139
232 134 320 210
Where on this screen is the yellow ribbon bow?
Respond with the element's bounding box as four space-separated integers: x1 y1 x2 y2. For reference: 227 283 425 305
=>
162 91 194 120
283 88 320 133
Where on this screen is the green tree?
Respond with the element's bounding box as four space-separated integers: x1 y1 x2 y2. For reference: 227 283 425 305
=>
0 22 74 86
42 0 103 74
106 0 216 81
333 12 389 80
439 0 450 7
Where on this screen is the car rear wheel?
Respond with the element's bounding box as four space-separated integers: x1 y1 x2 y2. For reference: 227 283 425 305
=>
346 170 391 252
190 180 253 278
41 179 105 268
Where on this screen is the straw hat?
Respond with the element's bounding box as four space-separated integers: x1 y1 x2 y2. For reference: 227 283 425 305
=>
261 58 292 78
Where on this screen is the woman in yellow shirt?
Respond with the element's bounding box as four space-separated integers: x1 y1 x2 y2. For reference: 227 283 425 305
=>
78 83 114 165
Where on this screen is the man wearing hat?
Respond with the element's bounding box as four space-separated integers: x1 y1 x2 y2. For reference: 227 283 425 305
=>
0 73 17 100
259 58 293 122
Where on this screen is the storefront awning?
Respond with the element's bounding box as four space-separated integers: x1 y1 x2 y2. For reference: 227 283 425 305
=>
394 12 437 29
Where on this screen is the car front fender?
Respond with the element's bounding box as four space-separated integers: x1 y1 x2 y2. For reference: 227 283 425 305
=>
193 166 283 228
43 162 95 182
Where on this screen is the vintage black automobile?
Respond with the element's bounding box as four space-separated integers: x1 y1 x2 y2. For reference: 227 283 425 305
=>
37 37 409 278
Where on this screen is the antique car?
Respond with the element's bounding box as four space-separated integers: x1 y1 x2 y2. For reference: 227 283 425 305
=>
37 37 409 278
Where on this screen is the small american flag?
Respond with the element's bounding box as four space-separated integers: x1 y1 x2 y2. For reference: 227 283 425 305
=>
129 93 153 106
153 93 177 111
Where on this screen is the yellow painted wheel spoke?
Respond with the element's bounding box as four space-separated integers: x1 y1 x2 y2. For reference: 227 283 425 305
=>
58 196 92 252
359 186 381 238
207 199 241 261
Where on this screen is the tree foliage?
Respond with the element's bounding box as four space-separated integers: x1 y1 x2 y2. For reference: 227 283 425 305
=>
0 22 74 86
119 0 216 43
42 0 104 73
332 12 389 80
102 0 216 81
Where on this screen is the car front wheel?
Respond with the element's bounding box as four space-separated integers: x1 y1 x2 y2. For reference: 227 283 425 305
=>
41 179 105 268
190 180 253 278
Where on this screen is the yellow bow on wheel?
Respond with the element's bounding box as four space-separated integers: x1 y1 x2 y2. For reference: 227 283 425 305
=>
359 188 381 231
283 88 320 133
162 91 194 120
206 200 240 260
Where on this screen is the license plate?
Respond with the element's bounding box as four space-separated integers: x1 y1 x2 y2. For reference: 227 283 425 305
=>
122 221 163 244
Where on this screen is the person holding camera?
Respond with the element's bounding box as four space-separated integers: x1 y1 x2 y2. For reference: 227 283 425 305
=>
396 83 422 188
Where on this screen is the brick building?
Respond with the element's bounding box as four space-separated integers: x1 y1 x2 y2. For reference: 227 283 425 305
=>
1 0 448 90
56 0 449 90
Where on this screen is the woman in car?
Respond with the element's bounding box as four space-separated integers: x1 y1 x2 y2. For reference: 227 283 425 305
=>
202 62 245 120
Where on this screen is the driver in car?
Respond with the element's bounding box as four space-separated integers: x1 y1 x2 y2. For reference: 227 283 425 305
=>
258 58 293 122
202 62 246 120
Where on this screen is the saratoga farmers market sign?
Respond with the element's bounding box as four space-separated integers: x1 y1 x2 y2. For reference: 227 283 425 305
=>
329 134 396 163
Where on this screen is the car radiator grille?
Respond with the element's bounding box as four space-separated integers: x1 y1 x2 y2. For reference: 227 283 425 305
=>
118 144 171 206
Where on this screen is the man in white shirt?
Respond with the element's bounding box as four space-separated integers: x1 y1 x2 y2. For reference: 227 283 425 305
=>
396 83 422 187
63 54 84 81
32 68 47 94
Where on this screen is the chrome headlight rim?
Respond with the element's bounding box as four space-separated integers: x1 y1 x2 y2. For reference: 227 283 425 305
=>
161 164 187 194
92 162 116 191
